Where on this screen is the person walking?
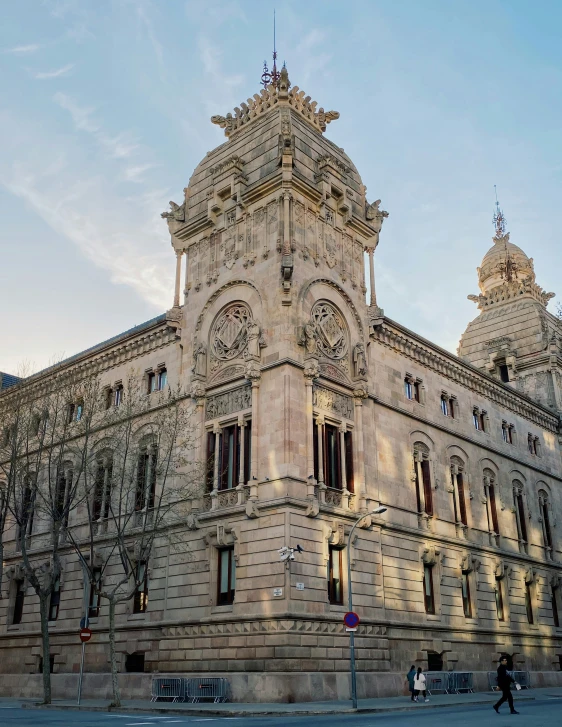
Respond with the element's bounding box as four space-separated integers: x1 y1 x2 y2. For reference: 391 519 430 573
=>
413 666 429 702
406 665 416 701
493 656 520 714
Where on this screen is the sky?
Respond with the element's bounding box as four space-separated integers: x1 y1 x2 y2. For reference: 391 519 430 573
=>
1 0 562 374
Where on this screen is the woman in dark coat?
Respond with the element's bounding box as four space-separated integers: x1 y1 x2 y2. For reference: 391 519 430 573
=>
406 665 416 701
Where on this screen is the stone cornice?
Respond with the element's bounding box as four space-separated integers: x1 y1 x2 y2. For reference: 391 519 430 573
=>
372 318 559 432
0 316 176 405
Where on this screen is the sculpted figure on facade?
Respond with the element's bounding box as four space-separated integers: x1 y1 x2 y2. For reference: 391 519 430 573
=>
365 199 389 245
192 340 207 378
244 319 266 360
161 200 185 222
353 342 367 378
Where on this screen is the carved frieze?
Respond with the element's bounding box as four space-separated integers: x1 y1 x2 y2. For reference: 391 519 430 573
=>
313 385 354 420
205 384 252 421
211 304 252 361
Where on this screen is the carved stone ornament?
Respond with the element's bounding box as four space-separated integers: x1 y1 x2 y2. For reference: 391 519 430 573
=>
353 342 367 378
211 304 252 361
205 385 252 421
305 301 348 360
313 385 354 419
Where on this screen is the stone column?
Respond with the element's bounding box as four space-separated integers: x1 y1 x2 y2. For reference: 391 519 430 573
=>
236 417 246 505
304 360 319 483
211 424 221 509
183 248 189 300
365 246 376 307
339 425 350 509
353 388 368 512
173 251 182 308
316 416 325 488
245 362 261 485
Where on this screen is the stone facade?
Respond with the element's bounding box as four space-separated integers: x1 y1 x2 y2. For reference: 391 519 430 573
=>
0 68 561 703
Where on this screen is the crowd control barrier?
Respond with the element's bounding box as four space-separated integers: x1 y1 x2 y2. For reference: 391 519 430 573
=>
185 677 230 703
151 677 185 702
487 670 531 691
449 672 474 693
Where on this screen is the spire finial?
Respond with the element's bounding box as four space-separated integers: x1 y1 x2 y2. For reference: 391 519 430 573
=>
260 10 280 89
493 184 506 239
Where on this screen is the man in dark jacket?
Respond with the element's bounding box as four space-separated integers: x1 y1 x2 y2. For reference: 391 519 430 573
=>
493 657 519 714
406 665 416 701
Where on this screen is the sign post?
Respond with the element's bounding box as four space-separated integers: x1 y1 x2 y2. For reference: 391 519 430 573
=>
77 627 91 705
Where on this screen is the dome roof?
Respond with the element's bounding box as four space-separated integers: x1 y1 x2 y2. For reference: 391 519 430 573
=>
477 234 535 294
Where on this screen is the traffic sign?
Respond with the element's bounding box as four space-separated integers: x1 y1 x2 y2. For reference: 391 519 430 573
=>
79 628 92 643
344 611 360 629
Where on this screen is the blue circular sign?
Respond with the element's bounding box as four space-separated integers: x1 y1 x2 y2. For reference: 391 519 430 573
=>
344 611 360 628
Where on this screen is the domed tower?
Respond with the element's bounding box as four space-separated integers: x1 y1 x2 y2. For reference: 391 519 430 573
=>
161 65 387 513
458 203 562 411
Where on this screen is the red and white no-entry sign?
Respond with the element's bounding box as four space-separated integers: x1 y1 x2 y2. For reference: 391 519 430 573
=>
79 628 92 643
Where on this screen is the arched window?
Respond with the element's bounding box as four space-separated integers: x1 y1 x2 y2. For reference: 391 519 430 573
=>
413 443 433 516
483 469 500 546
450 457 468 527
538 490 554 559
93 452 113 525
135 439 157 511
55 462 73 529
17 475 36 550
512 481 528 554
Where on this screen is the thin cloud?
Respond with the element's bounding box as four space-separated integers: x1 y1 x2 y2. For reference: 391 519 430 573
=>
198 35 244 89
53 92 99 132
136 3 165 79
5 44 41 54
34 63 74 79
122 164 156 183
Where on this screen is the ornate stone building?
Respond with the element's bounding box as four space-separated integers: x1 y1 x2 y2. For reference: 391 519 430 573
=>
1 66 561 701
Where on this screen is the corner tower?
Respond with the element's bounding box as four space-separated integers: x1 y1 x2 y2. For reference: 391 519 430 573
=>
458 204 562 412
161 66 388 509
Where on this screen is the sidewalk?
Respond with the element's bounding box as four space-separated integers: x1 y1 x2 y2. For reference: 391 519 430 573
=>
7 686 562 717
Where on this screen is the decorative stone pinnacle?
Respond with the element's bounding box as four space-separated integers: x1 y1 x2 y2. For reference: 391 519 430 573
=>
211 67 340 138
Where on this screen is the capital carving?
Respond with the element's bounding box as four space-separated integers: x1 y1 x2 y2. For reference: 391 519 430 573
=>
353 387 368 400
304 359 319 381
245 360 261 383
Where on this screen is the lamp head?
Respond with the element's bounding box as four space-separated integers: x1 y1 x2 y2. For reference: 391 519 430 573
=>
372 506 387 515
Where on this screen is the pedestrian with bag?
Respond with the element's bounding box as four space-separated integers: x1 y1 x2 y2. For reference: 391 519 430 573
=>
406 665 416 701
413 666 429 702
493 656 520 714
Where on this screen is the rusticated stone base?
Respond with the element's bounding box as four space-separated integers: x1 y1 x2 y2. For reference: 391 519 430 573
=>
1 671 562 703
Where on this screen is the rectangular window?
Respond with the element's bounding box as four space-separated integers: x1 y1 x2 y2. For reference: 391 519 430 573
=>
423 564 435 614
413 381 421 402
22 484 35 539
480 412 487 432
552 587 560 628
345 431 354 493
135 448 156 510
525 582 534 624
88 568 102 618
133 561 148 614
114 385 123 407
148 372 156 394
496 579 505 622
327 546 343 605
404 379 413 399
324 424 341 489
12 580 25 625
450 398 456 419
217 547 236 606
461 572 472 618
489 484 500 535
49 577 61 621
244 421 252 485
441 397 449 416
516 493 528 543
542 501 553 550
67 403 75 424
499 364 510 383
473 411 480 430
157 369 167 391
456 472 468 526
502 423 508 443
421 459 433 516
219 424 239 490
105 388 113 410
206 432 216 491
75 402 83 422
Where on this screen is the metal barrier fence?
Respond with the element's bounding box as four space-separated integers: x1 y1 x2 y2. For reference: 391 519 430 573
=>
450 672 474 693
425 672 450 694
487 670 531 691
185 677 230 703
513 671 531 689
151 677 185 702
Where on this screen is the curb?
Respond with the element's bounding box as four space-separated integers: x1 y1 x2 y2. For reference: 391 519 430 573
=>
20 694 536 718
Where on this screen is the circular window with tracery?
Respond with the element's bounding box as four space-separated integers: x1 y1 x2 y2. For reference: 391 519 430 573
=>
211 303 252 361
311 301 348 359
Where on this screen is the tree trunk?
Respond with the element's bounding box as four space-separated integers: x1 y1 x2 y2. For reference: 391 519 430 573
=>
39 595 52 704
108 597 121 707
0 542 4 598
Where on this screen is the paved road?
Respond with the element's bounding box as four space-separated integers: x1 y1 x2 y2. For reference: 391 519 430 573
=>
1 698 562 727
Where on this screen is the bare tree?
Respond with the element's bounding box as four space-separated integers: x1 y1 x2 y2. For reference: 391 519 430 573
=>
0 372 101 703
64 375 200 707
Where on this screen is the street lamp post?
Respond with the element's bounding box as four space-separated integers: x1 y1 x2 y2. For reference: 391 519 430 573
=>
346 506 387 709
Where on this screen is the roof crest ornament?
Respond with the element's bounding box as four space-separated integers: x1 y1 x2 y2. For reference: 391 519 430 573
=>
211 68 340 139
261 9 280 90
492 186 518 283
